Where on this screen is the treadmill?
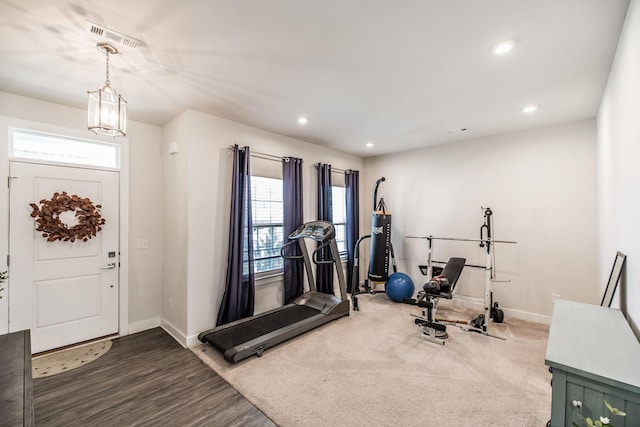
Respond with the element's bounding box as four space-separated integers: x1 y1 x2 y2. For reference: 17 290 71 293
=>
198 220 350 363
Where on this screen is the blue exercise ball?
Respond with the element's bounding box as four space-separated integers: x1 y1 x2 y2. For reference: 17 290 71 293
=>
385 272 415 302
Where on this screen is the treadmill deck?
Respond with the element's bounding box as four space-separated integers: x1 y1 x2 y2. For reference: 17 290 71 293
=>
204 305 319 352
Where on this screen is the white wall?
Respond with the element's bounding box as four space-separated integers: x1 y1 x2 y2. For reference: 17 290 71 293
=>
364 119 598 322
162 110 363 346
159 112 190 340
598 0 640 337
0 91 163 334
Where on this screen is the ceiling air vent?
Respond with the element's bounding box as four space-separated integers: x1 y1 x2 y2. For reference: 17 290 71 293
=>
85 20 143 49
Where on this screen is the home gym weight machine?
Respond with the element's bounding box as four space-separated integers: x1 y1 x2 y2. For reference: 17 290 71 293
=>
406 207 516 341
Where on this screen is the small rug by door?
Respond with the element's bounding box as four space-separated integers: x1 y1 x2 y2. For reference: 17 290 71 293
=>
32 340 112 379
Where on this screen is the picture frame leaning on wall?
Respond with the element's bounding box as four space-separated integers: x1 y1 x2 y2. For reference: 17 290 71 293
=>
601 251 627 308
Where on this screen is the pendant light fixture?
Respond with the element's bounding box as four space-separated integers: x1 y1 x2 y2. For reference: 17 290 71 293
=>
87 42 127 137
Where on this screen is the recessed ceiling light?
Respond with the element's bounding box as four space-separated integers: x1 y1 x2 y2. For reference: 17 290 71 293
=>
365 141 374 148
297 116 309 125
492 40 515 55
522 105 539 113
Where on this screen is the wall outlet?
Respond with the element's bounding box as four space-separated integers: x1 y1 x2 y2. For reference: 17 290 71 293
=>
169 298 174 311
552 293 560 304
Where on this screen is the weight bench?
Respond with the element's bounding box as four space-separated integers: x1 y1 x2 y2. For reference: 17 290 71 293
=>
403 257 466 345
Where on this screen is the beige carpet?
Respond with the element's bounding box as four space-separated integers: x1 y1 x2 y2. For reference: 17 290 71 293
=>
32 340 112 378
193 296 551 427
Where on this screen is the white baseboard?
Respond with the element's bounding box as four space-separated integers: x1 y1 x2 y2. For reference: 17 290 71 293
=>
502 306 551 325
186 334 201 348
128 318 161 334
160 318 188 348
451 296 551 325
143 318 207 348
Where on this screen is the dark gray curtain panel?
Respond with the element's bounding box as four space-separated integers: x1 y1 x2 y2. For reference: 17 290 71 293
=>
217 145 255 326
345 169 360 293
282 157 304 304
316 163 333 294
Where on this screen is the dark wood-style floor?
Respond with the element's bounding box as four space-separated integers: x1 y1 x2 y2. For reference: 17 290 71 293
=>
33 328 277 426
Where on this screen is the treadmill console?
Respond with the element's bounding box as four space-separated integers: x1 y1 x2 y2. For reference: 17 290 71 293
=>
289 221 335 242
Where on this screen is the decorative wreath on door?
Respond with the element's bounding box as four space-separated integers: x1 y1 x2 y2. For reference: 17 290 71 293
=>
29 192 106 242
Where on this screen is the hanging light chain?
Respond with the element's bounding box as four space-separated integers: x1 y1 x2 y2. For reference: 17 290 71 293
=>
97 43 117 87
105 48 111 86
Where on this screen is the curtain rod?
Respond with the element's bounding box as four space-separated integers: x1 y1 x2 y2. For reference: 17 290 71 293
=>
229 145 300 163
314 164 351 174
230 146 354 172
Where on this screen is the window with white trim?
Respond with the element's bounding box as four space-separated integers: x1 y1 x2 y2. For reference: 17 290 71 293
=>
332 185 347 258
248 177 347 274
251 176 284 274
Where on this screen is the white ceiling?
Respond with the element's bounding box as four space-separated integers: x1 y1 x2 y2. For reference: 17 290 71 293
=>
0 0 630 157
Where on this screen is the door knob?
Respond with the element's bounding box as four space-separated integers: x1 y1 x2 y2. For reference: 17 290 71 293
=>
101 263 116 270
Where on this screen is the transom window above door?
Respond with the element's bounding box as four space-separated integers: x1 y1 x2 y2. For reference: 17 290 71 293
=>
10 128 121 169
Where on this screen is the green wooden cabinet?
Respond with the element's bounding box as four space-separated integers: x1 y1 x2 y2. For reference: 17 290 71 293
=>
546 300 640 426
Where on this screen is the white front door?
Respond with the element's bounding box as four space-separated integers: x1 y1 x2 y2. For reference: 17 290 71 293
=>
9 161 119 353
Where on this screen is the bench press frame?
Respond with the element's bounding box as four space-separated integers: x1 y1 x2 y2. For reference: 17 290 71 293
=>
407 207 517 341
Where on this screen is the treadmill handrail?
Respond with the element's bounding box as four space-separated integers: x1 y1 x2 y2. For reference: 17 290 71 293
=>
312 240 336 265
280 240 304 260
329 236 348 301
